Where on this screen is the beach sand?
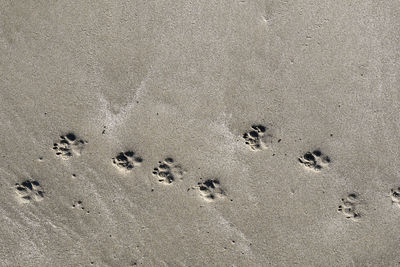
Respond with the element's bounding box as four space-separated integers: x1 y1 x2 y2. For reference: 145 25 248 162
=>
0 1 399 266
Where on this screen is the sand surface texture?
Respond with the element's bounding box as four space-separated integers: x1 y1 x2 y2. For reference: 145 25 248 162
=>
0 1 399 266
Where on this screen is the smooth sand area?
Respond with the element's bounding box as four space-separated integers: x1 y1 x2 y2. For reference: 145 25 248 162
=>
0 1 399 266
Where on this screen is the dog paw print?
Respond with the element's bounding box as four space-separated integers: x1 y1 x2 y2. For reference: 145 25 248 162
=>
152 157 184 184
242 125 268 151
197 179 226 201
72 200 90 214
53 133 87 158
338 193 360 220
112 151 143 171
298 150 330 171
15 180 44 203
390 187 400 206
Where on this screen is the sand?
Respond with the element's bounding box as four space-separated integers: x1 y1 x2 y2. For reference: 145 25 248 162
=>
0 1 399 266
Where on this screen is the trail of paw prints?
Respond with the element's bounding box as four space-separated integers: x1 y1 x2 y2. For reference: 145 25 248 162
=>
338 193 360 220
298 150 330 171
15 180 44 203
112 151 143 171
72 200 90 214
196 179 226 202
53 133 87 159
242 125 267 151
152 157 184 184
390 187 400 207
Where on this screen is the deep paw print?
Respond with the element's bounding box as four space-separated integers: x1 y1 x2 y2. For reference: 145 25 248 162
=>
338 193 360 220
53 133 87 159
298 150 330 171
152 157 184 184
197 179 226 201
390 187 400 206
243 125 269 151
15 180 44 203
112 151 143 171
72 200 90 214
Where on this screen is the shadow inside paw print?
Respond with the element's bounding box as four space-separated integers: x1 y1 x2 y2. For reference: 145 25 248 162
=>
298 150 330 171
197 179 226 201
53 133 87 158
390 187 400 206
112 151 143 171
243 125 267 151
152 157 184 184
338 193 360 220
15 180 44 203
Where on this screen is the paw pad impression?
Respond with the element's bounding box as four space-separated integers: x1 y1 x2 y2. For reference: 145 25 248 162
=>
197 179 226 201
338 193 360 220
243 125 267 151
53 133 86 158
390 187 400 206
15 180 44 203
152 157 184 184
298 150 330 171
112 151 143 171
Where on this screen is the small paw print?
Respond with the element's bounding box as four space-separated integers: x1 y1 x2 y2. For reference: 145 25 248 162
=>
112 151 143 171
197 179 226 201
15 180 44 203
152 157 184 184
72 200 90 214
298 150 330 171
390 187 400 206
338 193 360 220
53 133 87 158
243 125 267 151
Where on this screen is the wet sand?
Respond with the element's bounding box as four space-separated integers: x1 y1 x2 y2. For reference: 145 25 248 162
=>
0 1 399 266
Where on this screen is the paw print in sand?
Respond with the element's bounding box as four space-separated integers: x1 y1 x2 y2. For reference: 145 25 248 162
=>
197 179 226 201
243 125 268 151
152 157 184 184
298 150 330 171
390 187 400 207
53 133 87 158
112 151 143 171
15 180 44 203
338 193 360 220
72 200 90 214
